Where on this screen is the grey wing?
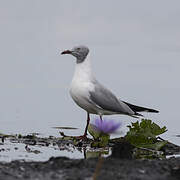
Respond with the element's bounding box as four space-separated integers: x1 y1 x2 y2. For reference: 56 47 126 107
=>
89 81 134 115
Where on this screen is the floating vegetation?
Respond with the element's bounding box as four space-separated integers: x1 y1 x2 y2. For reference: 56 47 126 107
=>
125 119 168 151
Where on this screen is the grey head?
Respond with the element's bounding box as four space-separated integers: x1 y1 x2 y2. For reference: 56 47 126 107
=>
61 45 89 63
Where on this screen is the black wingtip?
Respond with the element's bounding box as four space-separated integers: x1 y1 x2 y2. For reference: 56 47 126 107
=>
122 101 159 113
147 109 159 113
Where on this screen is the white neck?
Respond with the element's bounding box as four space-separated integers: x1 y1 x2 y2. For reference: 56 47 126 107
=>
72 54 94 82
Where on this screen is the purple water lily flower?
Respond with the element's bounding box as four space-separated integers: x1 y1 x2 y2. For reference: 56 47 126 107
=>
93 118 121 134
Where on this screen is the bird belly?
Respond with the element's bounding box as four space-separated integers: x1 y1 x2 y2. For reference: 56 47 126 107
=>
70 89 96 114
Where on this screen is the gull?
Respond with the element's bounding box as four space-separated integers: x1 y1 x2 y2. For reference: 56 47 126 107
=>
61 45 159 138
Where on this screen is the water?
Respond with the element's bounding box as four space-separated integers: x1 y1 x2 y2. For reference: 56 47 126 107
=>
0 136 112 162
0 139 84 162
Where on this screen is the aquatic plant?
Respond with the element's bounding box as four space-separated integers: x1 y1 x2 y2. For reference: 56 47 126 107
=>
125 119 168 150
88 118 121 147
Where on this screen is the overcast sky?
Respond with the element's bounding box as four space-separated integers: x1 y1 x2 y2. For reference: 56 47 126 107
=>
0 0 180 143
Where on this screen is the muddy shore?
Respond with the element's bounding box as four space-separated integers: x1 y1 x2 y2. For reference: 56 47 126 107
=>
0 156 179 180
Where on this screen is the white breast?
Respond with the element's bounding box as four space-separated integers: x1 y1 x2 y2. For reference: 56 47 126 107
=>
69 54 98 114
70 81 96 113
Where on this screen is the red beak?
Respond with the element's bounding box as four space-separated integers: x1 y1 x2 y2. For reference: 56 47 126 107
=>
61 50 72 55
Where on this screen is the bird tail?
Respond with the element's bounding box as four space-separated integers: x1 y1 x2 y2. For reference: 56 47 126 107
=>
122 101 159 114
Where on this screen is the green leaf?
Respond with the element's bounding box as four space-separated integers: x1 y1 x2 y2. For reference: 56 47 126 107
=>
88 124 101 140
88 124 110 147
139 141 168 151
125 119 167 150
99 134 110 147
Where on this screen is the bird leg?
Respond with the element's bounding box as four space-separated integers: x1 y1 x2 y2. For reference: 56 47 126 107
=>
76 112 90 140
83 112 90 137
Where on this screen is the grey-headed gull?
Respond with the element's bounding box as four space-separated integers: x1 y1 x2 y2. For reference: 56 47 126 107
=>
61 45 159 138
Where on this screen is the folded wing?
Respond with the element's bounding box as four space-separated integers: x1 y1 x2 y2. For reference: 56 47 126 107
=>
89 81 135 115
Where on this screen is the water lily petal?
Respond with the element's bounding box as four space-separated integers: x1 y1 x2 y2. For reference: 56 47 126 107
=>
93 118 121 134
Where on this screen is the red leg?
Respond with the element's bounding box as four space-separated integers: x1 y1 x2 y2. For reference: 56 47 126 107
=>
76 112 90 140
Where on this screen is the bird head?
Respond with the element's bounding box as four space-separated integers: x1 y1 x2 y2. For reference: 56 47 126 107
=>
61 45 89 63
